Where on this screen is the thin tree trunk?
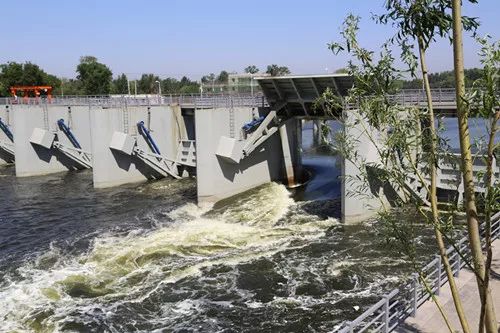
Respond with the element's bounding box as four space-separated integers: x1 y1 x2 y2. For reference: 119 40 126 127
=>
418 36 471 333
420 273 456 333
480 110 499 332
451 2 499 332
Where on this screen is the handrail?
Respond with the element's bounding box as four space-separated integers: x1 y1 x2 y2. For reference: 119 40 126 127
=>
1 89 491 108
336 211 500 333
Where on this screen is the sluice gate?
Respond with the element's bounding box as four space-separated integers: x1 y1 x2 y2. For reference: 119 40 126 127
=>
0 106 14 164
109 119 192 179
0 117 14 158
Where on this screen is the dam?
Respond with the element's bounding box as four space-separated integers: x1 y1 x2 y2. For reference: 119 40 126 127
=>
1 75 496 224
0 75 498 332
1 74 391 223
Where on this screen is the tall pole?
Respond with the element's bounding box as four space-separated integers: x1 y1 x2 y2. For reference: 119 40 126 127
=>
156 80 161 96
451 1 498 332
155 80 161 104
134 80 137 96
127 79 131 96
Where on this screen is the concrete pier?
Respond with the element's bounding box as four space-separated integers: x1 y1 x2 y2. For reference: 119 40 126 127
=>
12 105 92 176
341 109 387 223
196 106 302 203
0 105 14 165
91 105 189 188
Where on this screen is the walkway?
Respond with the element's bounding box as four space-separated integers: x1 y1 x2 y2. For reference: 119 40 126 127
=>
399 239 500 333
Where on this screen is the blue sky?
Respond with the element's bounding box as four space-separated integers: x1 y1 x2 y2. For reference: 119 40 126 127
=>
2 0 498 80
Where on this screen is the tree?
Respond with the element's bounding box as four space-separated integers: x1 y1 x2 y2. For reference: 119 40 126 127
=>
244 65 259 74
217 70 229 83
76 56 112 95
375 1 480 330
451 2 498 332
0 62 62 96
266 64 291 76
334 68 348 74
59 78 81 96
161 77 180 94
112 73 129 95
201 73 215 84
137 73 160 94
325 8 498 332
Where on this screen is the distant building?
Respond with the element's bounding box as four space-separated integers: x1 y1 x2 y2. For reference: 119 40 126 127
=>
227 73 270 94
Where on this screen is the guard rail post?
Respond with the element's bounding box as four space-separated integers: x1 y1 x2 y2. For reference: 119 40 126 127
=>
411 273 418 317
383 294 390 333
455 244 461 277
435 254 442 295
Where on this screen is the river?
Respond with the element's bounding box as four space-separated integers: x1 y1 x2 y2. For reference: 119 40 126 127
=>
0 119 472 332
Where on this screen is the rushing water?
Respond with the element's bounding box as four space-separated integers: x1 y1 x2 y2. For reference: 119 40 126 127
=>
0 121 438 333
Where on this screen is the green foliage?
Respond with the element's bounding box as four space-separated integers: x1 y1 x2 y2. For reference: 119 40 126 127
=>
375 0 479 78
201 73 215 84
60 78 81 96
137 74 160 94
160 76 199 95
76 56 112 95
323 13 466 265
244 65 259 74
0 62 61 96
112 74 129 94
265 64 291 76
216 70 229 83
334 68 348 74
401 68 484 89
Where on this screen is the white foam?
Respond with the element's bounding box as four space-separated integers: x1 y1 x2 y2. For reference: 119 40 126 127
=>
0 183 336 332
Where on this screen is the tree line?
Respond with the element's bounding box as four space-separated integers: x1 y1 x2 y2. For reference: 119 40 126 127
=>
0 58 292 97
3 54 482 97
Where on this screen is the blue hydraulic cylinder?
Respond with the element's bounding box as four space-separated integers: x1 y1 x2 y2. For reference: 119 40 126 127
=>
242 116 265 134
57 119 82 149
137 121 161 155
0 118 14 142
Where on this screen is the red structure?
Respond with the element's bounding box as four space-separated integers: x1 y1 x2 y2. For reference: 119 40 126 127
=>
10 86 53 102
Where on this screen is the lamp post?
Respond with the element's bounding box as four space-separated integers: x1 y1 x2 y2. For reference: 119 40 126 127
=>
155 80 161 96
155 80 161 104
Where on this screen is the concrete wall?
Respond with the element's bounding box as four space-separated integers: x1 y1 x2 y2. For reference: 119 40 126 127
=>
0 105 14 165
196 107 300 203
91 105 188 188
13 105 92 176
341 109 387 223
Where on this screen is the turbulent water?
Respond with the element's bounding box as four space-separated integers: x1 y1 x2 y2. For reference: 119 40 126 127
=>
0 122 435 333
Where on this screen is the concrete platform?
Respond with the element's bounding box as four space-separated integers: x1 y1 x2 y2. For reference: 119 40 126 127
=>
399 239 500 333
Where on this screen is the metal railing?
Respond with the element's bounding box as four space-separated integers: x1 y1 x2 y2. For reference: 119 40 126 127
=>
2 88 497 110
336 211 500 333
0 93 268 109
387 88 458 106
